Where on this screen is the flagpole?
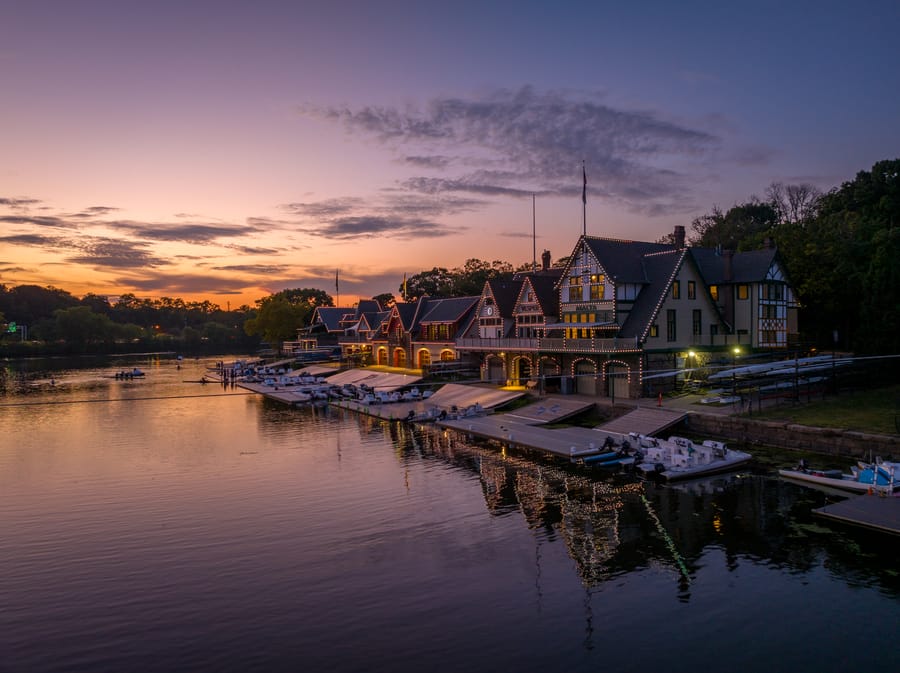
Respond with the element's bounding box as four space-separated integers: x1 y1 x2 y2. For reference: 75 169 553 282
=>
532 193 537 273
335 269 340 306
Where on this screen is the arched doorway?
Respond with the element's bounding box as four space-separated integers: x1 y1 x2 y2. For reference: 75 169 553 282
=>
377 347 388 366
393 348 407 368
515 357 532 386
417 349 431 368
605 361 630 400
485 355 505 385
574 359 597 395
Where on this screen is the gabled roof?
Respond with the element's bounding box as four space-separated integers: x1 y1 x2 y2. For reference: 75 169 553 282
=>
619 249 684 339
580 237 673 284
418 296 479 324
520 273 560 317
392 302 420 331
356 299 383 314
690 248 780 285
484 279 523 317
312 306 352 332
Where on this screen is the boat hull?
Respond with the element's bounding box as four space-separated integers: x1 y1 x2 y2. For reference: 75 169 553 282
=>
778 468 900 494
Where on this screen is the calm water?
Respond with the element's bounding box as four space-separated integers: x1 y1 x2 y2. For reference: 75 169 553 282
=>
1 355 898 673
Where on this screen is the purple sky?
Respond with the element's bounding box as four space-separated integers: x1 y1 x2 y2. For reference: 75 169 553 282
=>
2 0 899 306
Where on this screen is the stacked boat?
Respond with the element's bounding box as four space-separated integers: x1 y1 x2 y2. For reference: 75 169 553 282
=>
631 435 753 481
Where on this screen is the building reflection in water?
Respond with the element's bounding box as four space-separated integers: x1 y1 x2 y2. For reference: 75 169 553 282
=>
352 411 900 600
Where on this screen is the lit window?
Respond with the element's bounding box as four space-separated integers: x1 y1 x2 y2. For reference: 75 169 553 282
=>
688 281 696 300
672 281 680 300
737 285 749 300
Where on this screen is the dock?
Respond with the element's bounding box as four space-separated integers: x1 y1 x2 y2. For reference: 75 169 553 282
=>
596 407 686 437
330 383 524 420
813 494 900 536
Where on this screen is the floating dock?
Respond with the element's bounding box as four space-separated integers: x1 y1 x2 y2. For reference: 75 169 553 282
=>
596 407 686 437
813 493 900 536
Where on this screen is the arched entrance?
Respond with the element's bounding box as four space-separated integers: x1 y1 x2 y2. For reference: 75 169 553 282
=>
574 359 598 395
605 361 630 400
377 347 388 366
514 357 532 386
418 349 432 368
393 348 406 368
485 355 505 385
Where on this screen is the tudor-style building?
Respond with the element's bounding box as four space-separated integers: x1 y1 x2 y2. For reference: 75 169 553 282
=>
456 226 799 398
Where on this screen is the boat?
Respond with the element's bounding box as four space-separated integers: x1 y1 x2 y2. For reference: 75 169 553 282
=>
633 435 752 481
778 458 900 494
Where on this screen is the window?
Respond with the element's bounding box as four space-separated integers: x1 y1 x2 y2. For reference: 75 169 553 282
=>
710 285 719 301
672 280 680 300
666 309 677 342
737 284 750 300
688 281 696 300
692 309 702 336
568 275 583 301
589 274 606 300
650 324 659 338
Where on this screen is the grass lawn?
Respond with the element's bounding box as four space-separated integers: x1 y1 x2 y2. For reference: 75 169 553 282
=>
751 385 900 435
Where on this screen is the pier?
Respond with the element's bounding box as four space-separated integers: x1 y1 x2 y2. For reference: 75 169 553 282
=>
813 494 900 536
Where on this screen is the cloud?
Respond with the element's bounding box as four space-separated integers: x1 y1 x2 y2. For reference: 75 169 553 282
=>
0 197 42 208
0 214 69 228
306 86 720 215
65 238 169 269
108 221 264 244
116 271 257 296
210 264 289 274
303 215 462 240
402 155 452 169
69 206 120 218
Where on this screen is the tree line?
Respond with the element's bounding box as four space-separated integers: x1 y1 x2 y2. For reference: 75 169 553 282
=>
2 158 898 355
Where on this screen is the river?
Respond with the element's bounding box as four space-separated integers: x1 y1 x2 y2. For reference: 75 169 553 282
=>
1 354 897 673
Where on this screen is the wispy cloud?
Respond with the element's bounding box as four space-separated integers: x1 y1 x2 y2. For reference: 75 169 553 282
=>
306 86 723 215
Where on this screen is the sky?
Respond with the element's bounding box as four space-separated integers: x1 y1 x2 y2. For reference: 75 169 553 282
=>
2 0 899 309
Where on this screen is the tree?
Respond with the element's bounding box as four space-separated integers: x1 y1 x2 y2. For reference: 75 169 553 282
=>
52 306 116 350
244 292 315 345
373 292 396 308
689 201 779 250
766 182 822 224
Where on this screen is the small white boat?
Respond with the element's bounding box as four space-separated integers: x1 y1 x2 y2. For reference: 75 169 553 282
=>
778 458 900 494
633 435 752 481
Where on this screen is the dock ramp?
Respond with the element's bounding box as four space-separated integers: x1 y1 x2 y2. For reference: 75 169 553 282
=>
596 407 686 437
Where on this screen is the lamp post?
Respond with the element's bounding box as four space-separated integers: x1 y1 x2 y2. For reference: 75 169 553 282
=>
687 350 696 384
731 346 740 407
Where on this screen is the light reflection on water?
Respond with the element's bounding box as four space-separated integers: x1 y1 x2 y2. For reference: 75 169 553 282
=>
0 355 898 673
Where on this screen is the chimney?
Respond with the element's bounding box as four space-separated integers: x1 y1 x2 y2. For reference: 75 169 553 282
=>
673 225 685 250
723 249 734 281
541 249 551 271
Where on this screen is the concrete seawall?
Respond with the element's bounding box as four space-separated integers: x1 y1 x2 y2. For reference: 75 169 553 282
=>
684 413 899 459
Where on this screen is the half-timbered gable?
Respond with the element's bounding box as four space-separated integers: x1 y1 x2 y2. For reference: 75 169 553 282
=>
470 279 522 339
691 246 798 349
513 273 560 338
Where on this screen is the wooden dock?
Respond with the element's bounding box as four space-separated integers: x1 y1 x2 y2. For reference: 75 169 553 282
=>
437 414 627 459
813 494 900 536
596 407 686 437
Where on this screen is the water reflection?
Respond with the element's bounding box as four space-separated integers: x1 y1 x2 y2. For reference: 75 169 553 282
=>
361 416 900 600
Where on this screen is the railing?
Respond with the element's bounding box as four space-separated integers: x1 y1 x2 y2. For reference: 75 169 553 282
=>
456 336 640 353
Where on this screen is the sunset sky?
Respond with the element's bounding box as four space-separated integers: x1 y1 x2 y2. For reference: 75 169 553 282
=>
2 0 899 308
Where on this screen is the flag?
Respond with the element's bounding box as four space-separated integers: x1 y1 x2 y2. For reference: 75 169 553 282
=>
582 161 587 205
403 273 407 299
